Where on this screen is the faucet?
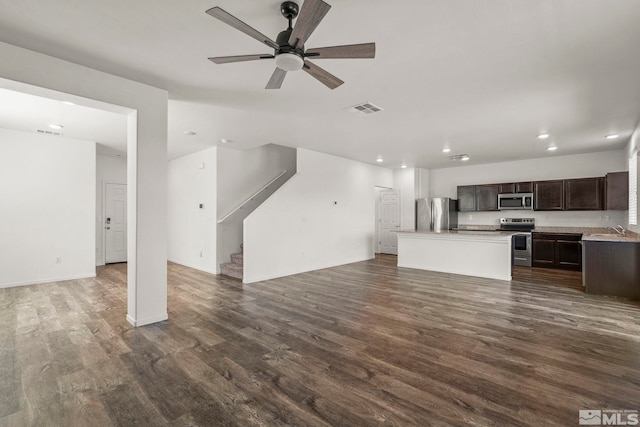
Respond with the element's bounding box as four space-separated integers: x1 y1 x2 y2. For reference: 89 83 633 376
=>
607 225 626 236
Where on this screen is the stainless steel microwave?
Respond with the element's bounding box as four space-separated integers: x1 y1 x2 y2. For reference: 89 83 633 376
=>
498 193 533 210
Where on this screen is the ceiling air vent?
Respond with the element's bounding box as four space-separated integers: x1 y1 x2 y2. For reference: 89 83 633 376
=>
36 129 64 137
345 101 383 117
449 154 470 162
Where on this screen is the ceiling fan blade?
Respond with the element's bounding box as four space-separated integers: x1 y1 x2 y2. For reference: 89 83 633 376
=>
302 60 343 89
206 7 278 50
266 68 287 89
288 0 331 49
209 54 274 64
305 42 376 59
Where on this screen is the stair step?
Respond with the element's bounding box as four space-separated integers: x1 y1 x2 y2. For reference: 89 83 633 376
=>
230 253 243 266
220 262 243 280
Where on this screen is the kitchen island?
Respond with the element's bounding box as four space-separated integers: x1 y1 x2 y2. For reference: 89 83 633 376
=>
396 230 514 281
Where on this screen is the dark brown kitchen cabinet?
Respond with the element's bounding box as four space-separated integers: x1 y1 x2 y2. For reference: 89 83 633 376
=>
498 183 515 194
532 233 582 271
565 177 604 210
515 181 533 193
457 185 476 212
583 240 640 299
606 171 629 210
534 180 564 211
475 184 499 211
498 181 533 194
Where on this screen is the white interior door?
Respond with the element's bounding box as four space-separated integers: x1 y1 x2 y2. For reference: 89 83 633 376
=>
105 183 127 264
378 189 400 254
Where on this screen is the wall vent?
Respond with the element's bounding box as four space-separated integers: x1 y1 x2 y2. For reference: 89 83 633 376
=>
36 129 64 136
345 101 383 117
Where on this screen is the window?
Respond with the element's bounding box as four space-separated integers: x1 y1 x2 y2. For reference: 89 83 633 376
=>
630 149 638 226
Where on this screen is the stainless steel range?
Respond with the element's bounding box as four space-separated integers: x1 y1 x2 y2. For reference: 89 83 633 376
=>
500 218 535 267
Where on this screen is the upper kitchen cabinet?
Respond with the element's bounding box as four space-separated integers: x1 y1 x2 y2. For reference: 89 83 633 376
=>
498 182 533 194
515 182 533 193
605 171 629 210
565 177 604 210
475 184 499 211
498 183 515 194
534 180 564 210
457 185 476 212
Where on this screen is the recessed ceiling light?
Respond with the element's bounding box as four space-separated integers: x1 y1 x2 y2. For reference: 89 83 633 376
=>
49 124 64 130
538 133 550 139
401 164 407 169
183 131 197 136
606 134 619 140
442 148 451 153
376 157 383 163
61 101 75 106
547 146 558 151
220 138 231 144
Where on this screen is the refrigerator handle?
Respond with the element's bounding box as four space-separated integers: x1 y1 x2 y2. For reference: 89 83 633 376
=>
430 201 434 231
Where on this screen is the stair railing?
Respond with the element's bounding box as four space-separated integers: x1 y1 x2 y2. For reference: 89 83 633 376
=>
217 170 287 224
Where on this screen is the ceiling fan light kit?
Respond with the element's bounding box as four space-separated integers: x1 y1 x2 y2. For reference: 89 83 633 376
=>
206 0 375 89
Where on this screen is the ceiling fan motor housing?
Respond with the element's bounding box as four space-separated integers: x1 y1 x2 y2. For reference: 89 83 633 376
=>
275 28 304 71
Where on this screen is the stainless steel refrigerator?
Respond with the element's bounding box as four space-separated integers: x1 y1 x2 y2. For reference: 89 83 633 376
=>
416 198 458 231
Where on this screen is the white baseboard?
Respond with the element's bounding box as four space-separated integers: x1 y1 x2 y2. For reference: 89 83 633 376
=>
243 255 372 284
0 272 97 289
167 258 217 275
126 312 168 327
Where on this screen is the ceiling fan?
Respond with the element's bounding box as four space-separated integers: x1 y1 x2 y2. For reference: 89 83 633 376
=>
206 0 375 90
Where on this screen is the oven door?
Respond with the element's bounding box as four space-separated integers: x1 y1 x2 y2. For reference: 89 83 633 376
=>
512 233 532 266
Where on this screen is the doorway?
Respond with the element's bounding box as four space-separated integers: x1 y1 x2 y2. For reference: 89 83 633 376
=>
104 183 127 264
377 188 400 255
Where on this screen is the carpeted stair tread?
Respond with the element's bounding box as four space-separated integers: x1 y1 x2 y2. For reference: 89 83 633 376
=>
230 253 243 265
220 262 243 280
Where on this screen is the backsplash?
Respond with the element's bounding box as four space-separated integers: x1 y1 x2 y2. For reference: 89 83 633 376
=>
458 210 627 228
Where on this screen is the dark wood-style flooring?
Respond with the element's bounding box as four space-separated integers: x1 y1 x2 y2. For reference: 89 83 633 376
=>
1 255 640 426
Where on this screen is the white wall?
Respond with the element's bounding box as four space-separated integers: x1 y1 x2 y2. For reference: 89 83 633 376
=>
217 144 296 218
243 149 393 283
96 155 127 266
415 168 430 200
0 41 168 327
167 147 217 274
393 168 416 230
0 129 95 287
216 144 296 269
430 150 628 227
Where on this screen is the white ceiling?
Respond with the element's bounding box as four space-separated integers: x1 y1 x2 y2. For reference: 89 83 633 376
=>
0 0 638 168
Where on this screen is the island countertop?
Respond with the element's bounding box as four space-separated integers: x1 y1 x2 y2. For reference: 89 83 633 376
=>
396 229 513 281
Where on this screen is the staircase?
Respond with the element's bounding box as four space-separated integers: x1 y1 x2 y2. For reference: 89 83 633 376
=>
220 247 243 280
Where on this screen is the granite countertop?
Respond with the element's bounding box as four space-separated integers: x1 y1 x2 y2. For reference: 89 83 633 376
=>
456 225 640 243
581 232 640 243
398 229 515 237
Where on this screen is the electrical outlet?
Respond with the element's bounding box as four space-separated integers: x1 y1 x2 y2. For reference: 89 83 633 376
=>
199 251 203 258
56 256 62 264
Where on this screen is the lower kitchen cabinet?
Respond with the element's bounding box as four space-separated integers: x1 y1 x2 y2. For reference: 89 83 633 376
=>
532 233 582 270
583 240 640 299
